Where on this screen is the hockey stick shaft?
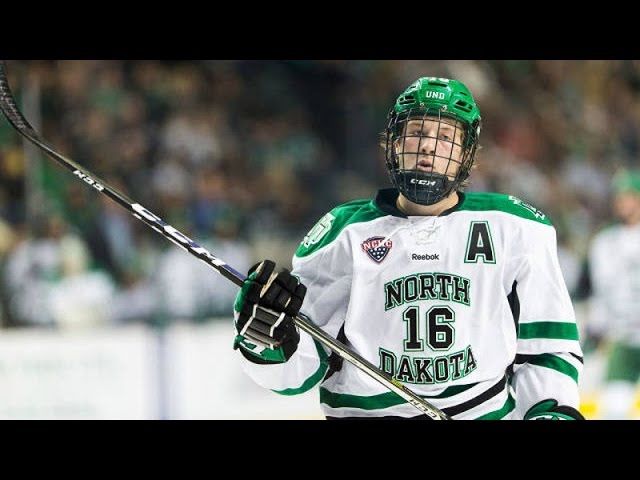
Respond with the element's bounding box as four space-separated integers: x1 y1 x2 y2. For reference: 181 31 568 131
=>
0 61 450 420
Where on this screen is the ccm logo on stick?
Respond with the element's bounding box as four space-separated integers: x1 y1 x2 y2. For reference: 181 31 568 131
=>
131 203 225 267
73 169 104 191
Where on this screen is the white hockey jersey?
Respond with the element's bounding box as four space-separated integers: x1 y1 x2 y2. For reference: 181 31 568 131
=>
239 189 583 419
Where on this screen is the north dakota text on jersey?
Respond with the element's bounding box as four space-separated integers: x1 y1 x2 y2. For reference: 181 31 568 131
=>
384 273 471 310
379 345 477 384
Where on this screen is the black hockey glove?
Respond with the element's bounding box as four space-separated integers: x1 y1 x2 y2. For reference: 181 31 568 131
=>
233 260 306 364
524 399 585 420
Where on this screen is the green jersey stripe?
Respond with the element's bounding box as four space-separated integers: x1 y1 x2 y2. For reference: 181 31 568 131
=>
458 192 552 226
320 382 478 410
475 393 515 420
320 388 402 410
273 340 329 396
518 321 579 340
520 353 579 383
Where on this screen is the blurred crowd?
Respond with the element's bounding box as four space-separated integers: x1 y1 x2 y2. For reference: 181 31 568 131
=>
0 59 638 329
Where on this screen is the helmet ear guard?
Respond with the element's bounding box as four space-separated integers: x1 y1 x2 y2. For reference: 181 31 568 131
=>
454 116 482 183
385 78 481 206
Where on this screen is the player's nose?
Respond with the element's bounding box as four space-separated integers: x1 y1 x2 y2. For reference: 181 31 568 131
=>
420 135 437 154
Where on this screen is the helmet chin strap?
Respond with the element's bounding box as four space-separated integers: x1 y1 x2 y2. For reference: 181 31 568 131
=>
392 170 453 206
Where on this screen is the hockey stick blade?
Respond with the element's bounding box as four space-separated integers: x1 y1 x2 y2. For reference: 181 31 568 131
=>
0 60 451 420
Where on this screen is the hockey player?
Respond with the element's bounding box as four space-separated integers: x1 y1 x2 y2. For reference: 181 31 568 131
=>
232 77 584 419
588 168 640 419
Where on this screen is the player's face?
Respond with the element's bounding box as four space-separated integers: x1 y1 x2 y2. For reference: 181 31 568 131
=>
394 116 465 179
613 191 640 224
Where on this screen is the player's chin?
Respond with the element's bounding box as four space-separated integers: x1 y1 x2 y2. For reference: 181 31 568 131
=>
406 166 441 175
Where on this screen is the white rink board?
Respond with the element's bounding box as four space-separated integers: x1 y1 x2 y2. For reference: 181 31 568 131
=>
0 321 324 420
165 321 324 419
0 325 158 419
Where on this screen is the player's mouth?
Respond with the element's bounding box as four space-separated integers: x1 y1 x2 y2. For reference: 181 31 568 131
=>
416 159 434 172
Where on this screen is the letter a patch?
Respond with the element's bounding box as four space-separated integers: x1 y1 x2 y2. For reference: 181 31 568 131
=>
362 236 393 263
464 221 496 264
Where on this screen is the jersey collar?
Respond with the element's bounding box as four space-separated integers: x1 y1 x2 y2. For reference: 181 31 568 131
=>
374 188 465 218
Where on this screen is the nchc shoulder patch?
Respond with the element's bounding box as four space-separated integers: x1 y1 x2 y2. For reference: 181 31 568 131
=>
295 199 387 258
458 192 552 226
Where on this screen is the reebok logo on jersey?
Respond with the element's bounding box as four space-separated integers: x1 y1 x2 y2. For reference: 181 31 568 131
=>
361 236 393 263
411 253 440 261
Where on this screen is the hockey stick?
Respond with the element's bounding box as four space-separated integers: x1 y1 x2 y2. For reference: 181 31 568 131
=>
0 61 451 420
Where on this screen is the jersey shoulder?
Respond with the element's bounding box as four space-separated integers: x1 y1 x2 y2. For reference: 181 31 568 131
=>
458 192 553 226
295 198 387 258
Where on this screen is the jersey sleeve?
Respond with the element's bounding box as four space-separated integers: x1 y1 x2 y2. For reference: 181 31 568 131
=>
237 210 353 396
508 221 584 419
